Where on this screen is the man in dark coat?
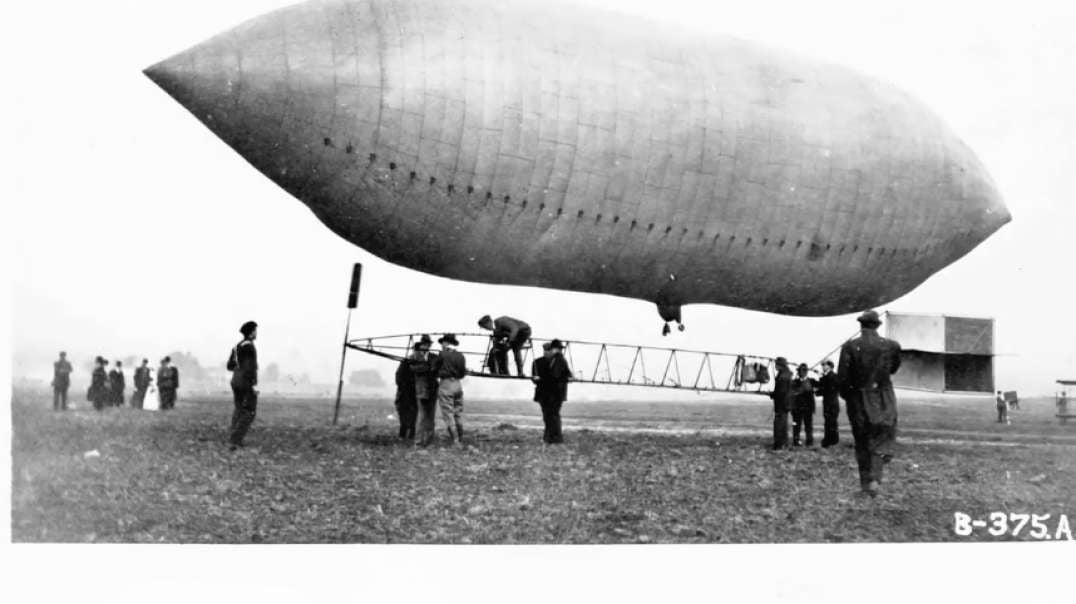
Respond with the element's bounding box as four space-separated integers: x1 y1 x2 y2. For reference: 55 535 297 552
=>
228 321 259 449
434 333 467 446
816 360 841 447
770 357 792 450
394 344 419 440
791 363 817 447
88 356 109 411
52 351 72 411
478 315 532 377
409 334 440 447
838 310 902 496
157 356 180 410
109 360 126 407
531 339 573 444
131 359 151 409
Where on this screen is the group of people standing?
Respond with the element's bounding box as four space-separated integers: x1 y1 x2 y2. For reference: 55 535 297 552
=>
771 310 903 497
52 352 179 411
394 320 573 447
394 333 468 447
770 359 841 449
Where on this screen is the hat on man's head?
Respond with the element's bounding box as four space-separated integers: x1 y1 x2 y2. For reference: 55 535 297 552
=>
142 358 148 364
418 334 433 345
240 320 258 337
549 339 566 350
541 342 553 351
438 333 460 346
857 310 882 327
797 363 808 371
95 356 105 364
775 356 788 366
477 315 492 327
162 356 171 363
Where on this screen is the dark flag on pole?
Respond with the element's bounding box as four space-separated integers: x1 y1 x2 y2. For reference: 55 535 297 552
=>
335 262 362 424
347 263 362 309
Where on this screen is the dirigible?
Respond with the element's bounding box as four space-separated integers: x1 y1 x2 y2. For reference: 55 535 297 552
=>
145 0 1010 331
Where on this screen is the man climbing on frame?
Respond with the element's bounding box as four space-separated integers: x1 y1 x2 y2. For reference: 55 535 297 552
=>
478 314 532 377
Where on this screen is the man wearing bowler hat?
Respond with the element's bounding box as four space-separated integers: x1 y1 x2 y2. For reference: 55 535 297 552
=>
435 333 467 446
529 340 572 443
838 310 902 496
531 339 573 444
227 321 259 450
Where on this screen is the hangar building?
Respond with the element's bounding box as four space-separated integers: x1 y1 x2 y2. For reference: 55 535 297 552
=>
881 312 995 394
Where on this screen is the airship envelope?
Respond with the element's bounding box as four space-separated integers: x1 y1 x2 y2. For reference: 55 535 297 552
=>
144 0 1010 318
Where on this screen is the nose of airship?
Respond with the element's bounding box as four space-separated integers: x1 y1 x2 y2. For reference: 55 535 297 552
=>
143 38 244 135
935 146 1011 269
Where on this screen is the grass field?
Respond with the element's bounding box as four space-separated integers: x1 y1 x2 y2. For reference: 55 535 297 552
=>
10 388 1075 543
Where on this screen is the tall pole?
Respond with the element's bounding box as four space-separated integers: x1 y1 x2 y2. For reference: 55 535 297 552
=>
333 263 362 425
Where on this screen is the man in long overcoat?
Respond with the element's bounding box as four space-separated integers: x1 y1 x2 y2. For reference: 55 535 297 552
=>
838 310 902 496
531 339 573 444
770 357 792 450
816 360 841 447
131 359 152 409
791 363 817 447
394 344 419 440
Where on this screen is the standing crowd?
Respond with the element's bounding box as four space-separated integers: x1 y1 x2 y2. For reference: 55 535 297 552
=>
52 352 180 411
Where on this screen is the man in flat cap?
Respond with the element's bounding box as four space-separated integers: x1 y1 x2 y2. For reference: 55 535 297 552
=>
769 357 792 450
157 356 180 410
131 358 152 409
227 321 259 450
531 339 573 444
838 310 902 496
434 333 467 446
478 315 532 377
52 351 72 411
409 334 440 447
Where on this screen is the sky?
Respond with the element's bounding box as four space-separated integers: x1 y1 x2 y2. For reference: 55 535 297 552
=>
7 0 1076 396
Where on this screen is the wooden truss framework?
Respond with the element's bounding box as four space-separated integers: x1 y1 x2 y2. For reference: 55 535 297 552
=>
347 332 777 396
